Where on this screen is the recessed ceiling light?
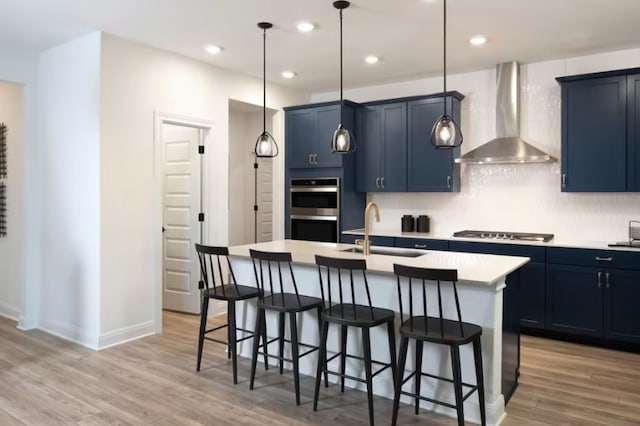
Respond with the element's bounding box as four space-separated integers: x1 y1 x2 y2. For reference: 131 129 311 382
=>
204 45 222 55
469 35 487 46
296 22 315 33
365 55 380 65
281 71 296 79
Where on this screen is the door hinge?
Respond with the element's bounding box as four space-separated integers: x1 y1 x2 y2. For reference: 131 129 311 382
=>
198 213 205 222
254 205 258 212
198 146 205 154
254 162 258 169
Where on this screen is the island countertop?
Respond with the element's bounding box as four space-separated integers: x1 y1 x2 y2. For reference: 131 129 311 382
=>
228 239 529 285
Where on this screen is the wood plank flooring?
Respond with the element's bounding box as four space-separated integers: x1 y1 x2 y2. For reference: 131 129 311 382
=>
1 311 639 425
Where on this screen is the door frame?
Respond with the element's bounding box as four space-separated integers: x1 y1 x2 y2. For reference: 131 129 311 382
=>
153 111 214 334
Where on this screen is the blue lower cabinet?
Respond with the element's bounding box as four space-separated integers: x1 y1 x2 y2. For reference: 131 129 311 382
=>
395 238 448 251
519 262 546 329
545 264 604 337
604 269 640 344
340 234 359 244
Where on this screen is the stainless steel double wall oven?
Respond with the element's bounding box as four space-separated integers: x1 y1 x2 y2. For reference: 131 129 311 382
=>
289 178 339 243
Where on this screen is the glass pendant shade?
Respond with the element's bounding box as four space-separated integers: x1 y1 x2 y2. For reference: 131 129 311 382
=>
430 0 463 149
331 1 354 155
254 22 278 158
331 124 353 153
255 131 278 157
430 114 462 149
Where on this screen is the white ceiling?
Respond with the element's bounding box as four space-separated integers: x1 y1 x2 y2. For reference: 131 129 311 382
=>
2 0 640 92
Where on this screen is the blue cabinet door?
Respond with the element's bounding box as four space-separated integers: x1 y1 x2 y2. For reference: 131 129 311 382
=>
628 74 640 191
546 264 603 337
407 97 460 192
519 262 546 329
380 102 407 191
287 109 316 168
561 76 627 191
604 269 640 344
356 106 382 192
315 105 343 168
356 102 407 192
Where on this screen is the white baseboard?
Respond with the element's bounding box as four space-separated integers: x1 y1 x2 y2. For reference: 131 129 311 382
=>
40 319 100 350
0 301 20 321
98 321 156 350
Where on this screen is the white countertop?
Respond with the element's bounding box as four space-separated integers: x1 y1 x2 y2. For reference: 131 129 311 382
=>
228 239 529 285
343 228 640 252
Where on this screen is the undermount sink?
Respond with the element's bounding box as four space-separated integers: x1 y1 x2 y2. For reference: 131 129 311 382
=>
340 246 425 258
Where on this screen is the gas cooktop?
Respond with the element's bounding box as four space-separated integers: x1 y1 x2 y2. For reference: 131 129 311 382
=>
453 230 555 242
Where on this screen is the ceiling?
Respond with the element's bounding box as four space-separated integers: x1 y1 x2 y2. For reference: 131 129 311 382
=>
2 0 640 92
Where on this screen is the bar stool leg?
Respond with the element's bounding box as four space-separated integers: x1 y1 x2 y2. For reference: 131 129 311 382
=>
289 312 301 405
314 321 330 411
228 301 238 384
473 338 487 426
450 345 465 426
414 339 423 414
250 307 265 390
278 312 285 374
387 320 397 389
340 325 348 392
362 327 375 426
392 335 409 426
316 306 328 387
227 304 232 359
196 296 209 371
262 309 269 370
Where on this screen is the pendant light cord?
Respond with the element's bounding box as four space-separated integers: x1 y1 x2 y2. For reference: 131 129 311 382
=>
339 8 344 125
263 27 267 134
443 0 447 117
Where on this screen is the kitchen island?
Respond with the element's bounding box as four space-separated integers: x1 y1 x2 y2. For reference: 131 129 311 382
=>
228 240 529 425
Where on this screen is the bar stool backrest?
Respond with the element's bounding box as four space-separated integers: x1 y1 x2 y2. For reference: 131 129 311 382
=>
195 244 239 296
315 255 374 321
393 263 464 337
249 249 300 307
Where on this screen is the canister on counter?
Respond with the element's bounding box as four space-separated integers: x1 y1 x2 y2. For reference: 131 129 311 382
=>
417 215 430 233
401 215 415 232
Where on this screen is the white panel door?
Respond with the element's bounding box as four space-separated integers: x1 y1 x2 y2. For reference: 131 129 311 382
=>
162 124 202 314
256 158 273 242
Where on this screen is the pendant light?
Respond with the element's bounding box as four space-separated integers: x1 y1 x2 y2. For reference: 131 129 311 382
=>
430 0 463 149
254 22 279 158
331 1 355 154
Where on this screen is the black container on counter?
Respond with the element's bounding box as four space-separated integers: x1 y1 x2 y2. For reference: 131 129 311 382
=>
401 215 415 232
417 215 430 233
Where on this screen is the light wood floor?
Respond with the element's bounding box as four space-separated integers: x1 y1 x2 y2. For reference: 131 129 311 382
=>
1 311 639 425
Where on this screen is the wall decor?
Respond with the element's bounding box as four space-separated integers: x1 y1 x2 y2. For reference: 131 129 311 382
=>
0 123 6 237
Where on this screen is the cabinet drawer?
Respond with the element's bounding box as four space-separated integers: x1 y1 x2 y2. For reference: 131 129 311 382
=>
449 241 545 262
547 247 640 270
340 234 395 247
395 237 448 251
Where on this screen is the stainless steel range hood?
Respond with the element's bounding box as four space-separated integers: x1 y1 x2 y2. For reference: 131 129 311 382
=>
455 62 556 164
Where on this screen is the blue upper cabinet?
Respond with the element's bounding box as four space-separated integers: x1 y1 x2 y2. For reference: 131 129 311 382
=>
356 102 407 192
628 73 640 191
558 68 640 192
407 95 462 192
285 101 356 169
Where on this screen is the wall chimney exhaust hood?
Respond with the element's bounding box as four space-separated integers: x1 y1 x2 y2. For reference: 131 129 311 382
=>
455 62 556 164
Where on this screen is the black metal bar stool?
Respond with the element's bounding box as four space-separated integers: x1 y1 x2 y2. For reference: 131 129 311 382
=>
248 249 324 405
391 264 486 426
194 244 268 384
313 255 397 426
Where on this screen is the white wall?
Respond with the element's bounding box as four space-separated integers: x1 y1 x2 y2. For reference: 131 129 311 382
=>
0 81 25 320
312 48 640 243
38 32 102 348
0 49 39 329
99 34 308 346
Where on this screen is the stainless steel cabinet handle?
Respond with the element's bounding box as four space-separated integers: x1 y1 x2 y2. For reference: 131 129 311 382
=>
375 177 380 188
313 153 318 164
414 244 427 249
597 272 602 288
605 272 610 289
447 176 452 188
308 154 312 164
562 174 567 188
381 177 385 189
595 256 613 262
